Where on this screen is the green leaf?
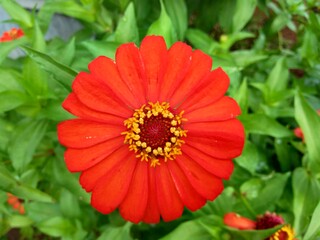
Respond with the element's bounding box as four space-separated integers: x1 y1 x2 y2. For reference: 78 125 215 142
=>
235 141 260 174
293 168 320 235
163 0 187 40
147 0 177 47
37 216 74 238
8 215 33 228
0 0 33 27
266 57 289 94
234 78 248 113
231 50 268 68
8 119 48 172
0 91 27 113
232 0 257 32
303 201 320 240
239 114 293 137
21 46 77 91
115 2 139 44
185 29 219 55
82 40 120 59
0 68 23 92
59 189 80 218
97 222 133 240
0 37 28 64
295 92 320 172
220 32 255 50
226 225 283 240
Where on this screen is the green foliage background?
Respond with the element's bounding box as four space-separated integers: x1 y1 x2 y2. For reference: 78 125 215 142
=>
0 0 320 239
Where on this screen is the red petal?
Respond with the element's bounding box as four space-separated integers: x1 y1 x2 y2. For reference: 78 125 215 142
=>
64 136 124 172
167 160 206 211
176 154 224 200
80 146 132 192
170 50 212 108
224 213 256 230
88 56 140 109
178 67 229 112
184 97 241 122
72 72 132 117
63 93 124 124
140 36 168 102
142 167 160 223
155 164 184 222
91 152 137 214
181 144 234 179
158 41 192 102
116 43 147 105
57 119 124 148
119 161 149 223
185 119 245 159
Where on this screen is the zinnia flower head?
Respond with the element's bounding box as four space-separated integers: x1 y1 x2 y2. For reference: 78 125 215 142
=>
57 35 245 223
7 193 25 214
0 28 24 42
223 212 256 230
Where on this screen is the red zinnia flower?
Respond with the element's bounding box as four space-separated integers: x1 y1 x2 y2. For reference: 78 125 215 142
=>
57 35 245 223
7 193 25 215
0 28 24 42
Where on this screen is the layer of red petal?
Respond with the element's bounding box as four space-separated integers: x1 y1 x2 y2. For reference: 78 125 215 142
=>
119 161 149 223
115 43 147 105
91 152 137 214
178 67 230 112
88 56 141 109
63 93 124 124
184 96 241 122
170 50 212 108
176 154 224 201
140 35 168 102
155 163 184 222
167 160 206 211
72 72 132 117
181 144 234 179
80 146 132 192
57 119 124 148
224 212 257 230
142 167 160 223
185 119 245 159
64 136 124 172
158 41 192 102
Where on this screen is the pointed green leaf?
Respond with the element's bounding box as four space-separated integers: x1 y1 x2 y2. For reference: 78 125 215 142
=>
303 201 320 240
232 0 257 32
115 2 139 44
0 91 27 113
0 37 27 64
0 0 32 27
266 57 289 93
295 92 320 171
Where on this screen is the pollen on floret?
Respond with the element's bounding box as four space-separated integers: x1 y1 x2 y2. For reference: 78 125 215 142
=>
123 102 187 167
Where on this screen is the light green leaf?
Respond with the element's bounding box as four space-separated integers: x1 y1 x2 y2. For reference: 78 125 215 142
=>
0 91 27 113
295 92 320 172
303 201 320 240
82 41 120 59
293 168 320 235
266 57 289 93
37 217 74 238
234 78 248 113
115 2 139 44
239 114 293 137
0 37 28 64
163 0 187 40
231 50 268 68
147 0 177 47
98 222 133 240
8 119 48 172
220 32 255 50
21 46 77 91
232 0 257 32
8 215 33 228
185 29 219 55
0 0 32 27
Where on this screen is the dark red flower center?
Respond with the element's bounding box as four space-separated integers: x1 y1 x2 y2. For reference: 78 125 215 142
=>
123 102 187 167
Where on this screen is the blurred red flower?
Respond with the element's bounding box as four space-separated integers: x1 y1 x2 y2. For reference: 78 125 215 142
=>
0 28 24 42
223 212 256 230
7 193 25 215
57 35 245 223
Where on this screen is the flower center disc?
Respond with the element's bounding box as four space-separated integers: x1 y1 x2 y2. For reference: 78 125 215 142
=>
123 102 187 167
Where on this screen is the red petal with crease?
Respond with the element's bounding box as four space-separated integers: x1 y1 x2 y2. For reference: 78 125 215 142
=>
185 97 241 122
80 146 132 192
158 41 192 102
181 144 234 179
72 72 132 117
170 50 212 108
155 163 184 222
140 36 168 102
116 43 147 105
176 155 224 200
185 120 245 159
167 160 206 211
178 67 230 112
88 56 140 109
142 167 160 223
63 93 124 124
65 136 124 172
57 119 124 148
91 153 137 214
119 161 149 223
